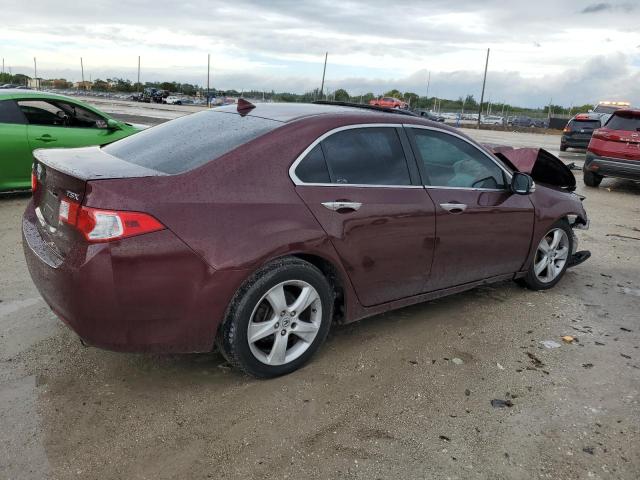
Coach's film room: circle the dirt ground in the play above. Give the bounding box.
[1,123,639,479]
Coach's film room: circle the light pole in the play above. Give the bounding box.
[80,57,85,90]
[320,52,328,99]
[33,57,38,89]
[477,48,490,129]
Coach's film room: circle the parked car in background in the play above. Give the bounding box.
[592,101,631,125]
[508,115,535,127]
[23,101,589,378]
[164,96,183,105]
[560,113,601,151]
[369,97,408,109]
[481,115,504,125]
[417,110,445,122]
[584,109,640,187]
[0,89,145,192]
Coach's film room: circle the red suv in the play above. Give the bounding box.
[369,97,408,109]
[584,109,640,187]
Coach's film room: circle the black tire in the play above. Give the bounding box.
[560,143,567,152]
[583,170,603,187]
[518,220,573,291]
[217,257,333,378]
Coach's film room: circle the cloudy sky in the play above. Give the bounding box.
[1,0,639,107]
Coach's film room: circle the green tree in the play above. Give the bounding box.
[334,89,350,102]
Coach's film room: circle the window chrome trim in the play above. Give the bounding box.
[402,123,514,186]
[288,123,423,188]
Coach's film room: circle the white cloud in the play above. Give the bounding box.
[1,0,639,106]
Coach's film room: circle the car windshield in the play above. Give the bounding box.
[593,105,620,114]
[605,113,640,131]
[103,111,281,174]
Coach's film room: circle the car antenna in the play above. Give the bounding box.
[237,98,256,116]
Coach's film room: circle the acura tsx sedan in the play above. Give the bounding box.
[23,101,589,377]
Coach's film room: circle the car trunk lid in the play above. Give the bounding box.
[32,146,166,256]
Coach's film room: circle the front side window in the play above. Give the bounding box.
[319,127,411,185]
[18,100,106,128]
[410,129,507,189]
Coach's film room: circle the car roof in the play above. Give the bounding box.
[612,109,640,116]
[0,88,77,102]
[213,101,425,123]
[571,113,601,121]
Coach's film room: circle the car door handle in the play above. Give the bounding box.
[440,203,467,213]
[35,135,57,143]
[321,201,363,212]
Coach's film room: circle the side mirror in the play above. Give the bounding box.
[510,172,535,195]
[106,119,122,130]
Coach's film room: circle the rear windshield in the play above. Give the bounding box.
[103,111,281,174]
[605,113,640,131]
[569,119,600,130]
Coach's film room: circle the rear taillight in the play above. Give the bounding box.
[31,172,38,192]
[591,129,609,140]
[59,199,164,242]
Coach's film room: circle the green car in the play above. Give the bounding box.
[0,89,145,192]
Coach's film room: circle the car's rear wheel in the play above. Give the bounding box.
[583,170,603,187]
[217,258,333,378]
[518,221,573,291]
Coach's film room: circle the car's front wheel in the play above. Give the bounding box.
[583,170,603,187]
[218,258,333,378]
[518,221,573,291]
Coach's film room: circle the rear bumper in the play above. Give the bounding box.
[22,202,250,353]
[561,135,590,148]
[585,152,640,180]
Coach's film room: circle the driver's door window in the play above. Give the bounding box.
[410,128,507,189]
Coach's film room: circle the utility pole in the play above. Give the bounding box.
[80,57,85,89]
[477,48,490,129]
[207,53,210,106]
[320,52,328,99]
[426,71,431,101]
[137,56,141,94]
[2,58,4,75]
[33,57,38,89]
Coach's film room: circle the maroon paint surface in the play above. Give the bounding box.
[23,105,588,353]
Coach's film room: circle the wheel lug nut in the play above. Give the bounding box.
[280,311,285,316]
[291,322,297,329]
[291,311,296,316]
[280,329,287,336]
[274,322,279,329]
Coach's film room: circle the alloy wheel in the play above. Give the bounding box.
[533,228,570,283]
[247,280,322,366]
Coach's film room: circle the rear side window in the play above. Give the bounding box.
[0,100,27,124]
[569,120,600,130]
[605,113,640,131]
[320,127,411,185]
[295,145,330,183]
[103,111,281,174]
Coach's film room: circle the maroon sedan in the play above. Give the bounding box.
[23,101,590,377]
